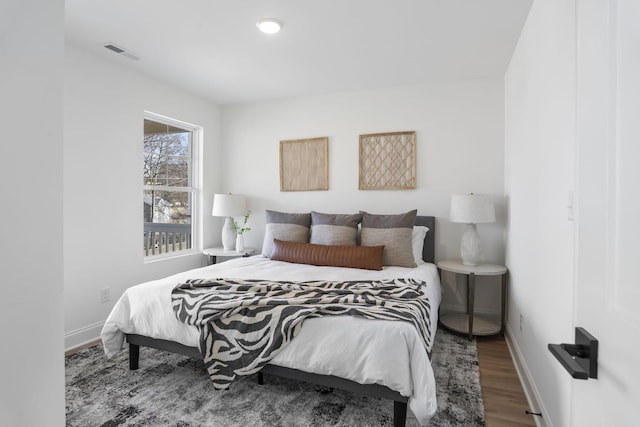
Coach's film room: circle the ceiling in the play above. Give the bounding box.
[65,0,533,106]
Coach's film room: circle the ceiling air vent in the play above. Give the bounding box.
[103,43,140,61]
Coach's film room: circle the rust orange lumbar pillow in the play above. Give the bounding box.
[270,239,384,271]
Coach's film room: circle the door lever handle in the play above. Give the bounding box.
[548,327,598,380]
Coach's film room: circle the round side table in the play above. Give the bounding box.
[437,260,508,339]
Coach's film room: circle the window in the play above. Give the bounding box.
[143,112,201,257]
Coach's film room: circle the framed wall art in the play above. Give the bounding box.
[279,137,329,191]
[359,131,416,190]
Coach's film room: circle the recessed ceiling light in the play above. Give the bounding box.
[256,18,283,34]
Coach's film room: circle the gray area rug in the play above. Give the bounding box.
[66,329,485,426]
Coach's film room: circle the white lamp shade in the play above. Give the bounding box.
[450,194,495,224]
[212,193,246,217]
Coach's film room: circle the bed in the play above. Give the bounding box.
[101,214,439,427]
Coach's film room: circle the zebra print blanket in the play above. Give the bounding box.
[171,277,433,389]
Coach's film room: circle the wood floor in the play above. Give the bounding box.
[477,335,538,427]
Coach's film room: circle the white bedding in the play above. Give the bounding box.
[101,255,441,425]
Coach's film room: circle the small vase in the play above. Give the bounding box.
[235,234,245,252]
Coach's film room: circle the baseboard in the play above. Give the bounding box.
[505,325,552,427]
[65,321,103,352]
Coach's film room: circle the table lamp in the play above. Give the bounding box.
[450,193,495,266]
[212,193,247,251]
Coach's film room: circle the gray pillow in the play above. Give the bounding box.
[262,210,311,257]
[310,211,363,246]
[360,209,417,268]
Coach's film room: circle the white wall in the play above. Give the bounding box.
[63,45,222,349]
[504,0,576,426]
[222,79,507,313]
[0,0,65,425]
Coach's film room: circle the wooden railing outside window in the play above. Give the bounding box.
[144,223,191,256]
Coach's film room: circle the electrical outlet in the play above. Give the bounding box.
[100,287,111,303]
[520,313,524,331]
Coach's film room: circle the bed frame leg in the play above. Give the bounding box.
[393,400,407,427]
[129,343,140,370]
[257,372,264,385]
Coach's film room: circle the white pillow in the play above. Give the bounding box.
[412,226,429,265]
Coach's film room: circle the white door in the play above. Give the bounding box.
[573,0,640,425]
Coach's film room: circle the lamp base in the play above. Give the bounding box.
[460,223,481,266]
[221,217,237,251]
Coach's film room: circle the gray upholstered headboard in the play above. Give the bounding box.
[415,216,435,264]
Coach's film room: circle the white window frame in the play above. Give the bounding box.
[143,111,203,261]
